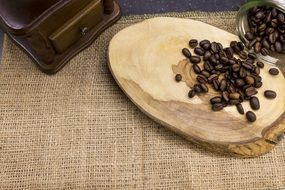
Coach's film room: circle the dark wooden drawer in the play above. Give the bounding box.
[49,0,103,53]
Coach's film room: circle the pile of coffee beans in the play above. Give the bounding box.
[176,38,278,123]
[246,6,285,55]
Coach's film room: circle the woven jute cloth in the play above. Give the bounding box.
[0,11,285,190]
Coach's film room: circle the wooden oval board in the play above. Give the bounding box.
[108,17,285,157]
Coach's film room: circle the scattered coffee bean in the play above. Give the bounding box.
[236,103,245,115]
[212,103,224,111]
[245,86,257,97]
[200,83,209,93]
[229,93,240,100]
[194,47,205,56]
[222,91,230,102]
[175,74,182,82]
[182,48,191,58]
[219,79,227,91]
[246,111,256,122]
[200,40,211,50]
[193,64,202,74]
[245,76,255,85]
[250,96,260,110]
[190,56,201,64]
[213,79,220,91]
[188,89,196,98]
[269,68,279,75]
[256,61,264,68]
[201,70,211,78]
[189,39,198,48]
[210,96,222,104]
[197,75,207,84]
[264,90,277,99]
[194,84,202,93]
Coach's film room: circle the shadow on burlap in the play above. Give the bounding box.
[0,11,284,190]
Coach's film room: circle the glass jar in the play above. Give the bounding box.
[236,0,285,64]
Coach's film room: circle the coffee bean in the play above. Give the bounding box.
[264,90,277,99]
[265,11,272,23]
[197,75,207,84]
[254,67,260,75]
[208,74,218,83]
[200,83,209,93]
[238,51,248,60]
[270,44,276,52]
[245,32,255,41]
[209,55,218,65]
[225,48,234,59]
[188,89,196,98]
[182,48,191,58]
[220,57,229,64]
[213,79,220,91]
[194,47,205,56]
[278,13,285,23]
[271,19,278,28]
[248,39,257,49]
[190,56,201,64]
[217,43,223,51]
[237,42,245,51]
[229,93,240,100]
[201,70,210,78]
[255,11,265,20]
[232,64,240,72]
[239,67,247,78]
[175,74,182,82]
[236,79,246,87]
[194,84,202,93]
[261,48,270,56]
[236,103,245,115]
[255,82,263,88]
[248,53,257,60]
[258,23,267,32]
[219,79,227,91]
[222,91,230,102]
[245,86,257,97]
[229,59,236,65]
[269,32,277,43]
[246,111,256,122]
[200,40,211,50]
[203,51,212,61]
[254,41,261,53]
[204,61,213,72]
[189,39,198,48]
[269,68,279,75]
[211,42,219,53]
[215,64,224,71]
[229,99,240,105]
[245,76,255,85]
[250,96,260,110]
[262,39,270,49]
[271,8,278,18]
[193,64,201,74]
[212,103,224,111]
[242,62,253,70]
[210,96,222,104]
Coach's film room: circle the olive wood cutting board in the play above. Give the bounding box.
[108,17,285,157]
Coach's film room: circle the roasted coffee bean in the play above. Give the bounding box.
[182,48,191,58]
[213,79,220,90]
[208,74,218,83]
[236,79,246,87]
[215,64,224,71]
[229,93,240,100]
[245,76,255,85]
[250,96,260,110]
[209,55,218,65]
[228,59,236,65]
[204,61,213,72]
[248,53,257,60]
[254,41,261,53]
[222,91,230,102]
[188,89,196,98]
[193,64,201,74]
[239,67,247,78]
[255,82,263,88]
[269,32,277,43]
[271,8,278,18]
[278,13,285,23]
[189,39,198,48]
[242,62,253,70]
[232,72,239,79]
[220,57,229,64]
[210,96,222,104]
[214,53,220,60]
[269,68,279,75]
[227,84,236,93]
[245,32,255,41]
[238,51,248,60]
[229,99,240,105]
[194,84,202,93]
[211,70,220,75]
[211,42,219,53]
[225,48,234,59]
[203,51,212,61]
[197,75,207,84]
[175,74,182,82]
[265,11,272,23]
[245,58,254,65]
[255,11,265,20]
[212,103,224,111]
[258,23,267,32]
[264,90,277,99]
[246,111,256,122]
[248,39,257,49]
[200,83,209,93]
[270,44,276,52]
[275,41,283,53]
[254,67,260,75]
[236,103,245,115]
[190,56,201,64]
[280,35,285,43]
[201,70,211,78]
[262,39,270,49]
[194,47,205,56]
[245,86,257,97]
[219,79,227,92]
[217,43,223,51]
[232,64,240,72]
[261,48,270,56]
[200,40,211,50]
[271,19,278,28]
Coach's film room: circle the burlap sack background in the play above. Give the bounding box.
[0,12,284,190]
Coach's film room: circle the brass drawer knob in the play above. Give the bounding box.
[80,27,88,36]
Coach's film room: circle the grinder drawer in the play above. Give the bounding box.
[49,0,103,53]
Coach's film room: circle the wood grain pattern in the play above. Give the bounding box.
[108,17,285,157]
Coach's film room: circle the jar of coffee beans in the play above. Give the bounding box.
[236,0,285,63]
